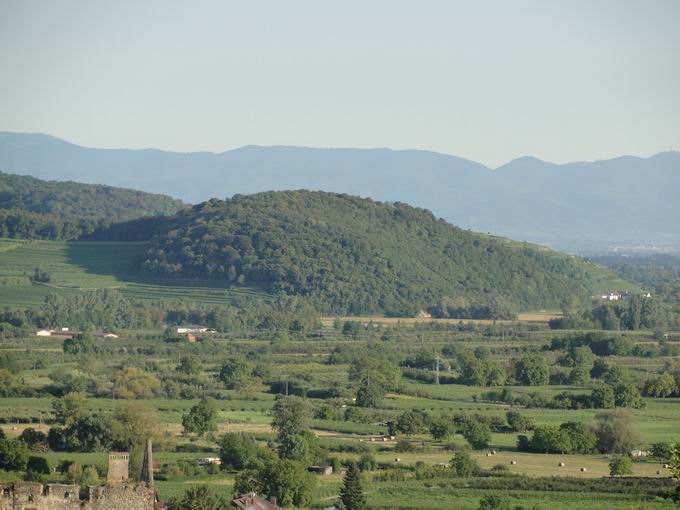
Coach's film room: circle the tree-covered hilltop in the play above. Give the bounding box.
[0,172,186,240]
[140,190,610,316]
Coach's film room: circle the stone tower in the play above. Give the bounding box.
[106,452,129,484]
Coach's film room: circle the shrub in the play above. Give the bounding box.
[609,455,633,477]
[451,451,480,477]
[462,420,491,450]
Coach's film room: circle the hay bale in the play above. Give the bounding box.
[580,467,587,472]
[558,462,565,467]
[510,460,517,465]
[395,458,401,463]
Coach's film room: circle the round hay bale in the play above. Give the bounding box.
[486,453,491,457]
[663,464,670,469]
[558,462,565,467]
[580,467,587,472]
[657,470,661,475]
[395,458,401,463]
[510,460,517,465]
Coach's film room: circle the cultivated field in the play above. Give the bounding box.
[0,239,270,307]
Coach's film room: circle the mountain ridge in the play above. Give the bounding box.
[1,132,678,252]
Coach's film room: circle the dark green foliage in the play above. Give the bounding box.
[525,422,596,454]
[177,356,200,376]
[590,383,615,409]
[514,354,549,386]
[0,171,184,240]
[429,416,455,440]
[609,455,633,476]
[650,442,674,461]
[643,373,678,397]
[62,331,99,355]
[340,462,367,510]
[455,347,507,386]
[234,458,315,508]
[18,428,47,450]
[355,379,383,408]
[218,357,252,389]
[26,456,50,474]
[505,411,534,432]
[450,451,480,477]
[47,414,112,452]
[550,293,675,331]
[182,397,218,436]
[529,425,571,454]
[140,191,608,315]
[348,356,401,392]
[613,382,642,408]
[48,289,134,330]
[167,485,227,510]
[272,395,311,440]
[342,321,362,337]
[277,430,321,466]
[31,267,50,283]
[594,410,639,453]
[219,433,258,470]
[478,494,513,510]
[560,422,597,454]
[0,437,29,471]
[461,420,491,449]
[357,453,377,472]
[394,409,430,436]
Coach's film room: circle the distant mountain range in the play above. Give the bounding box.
[0,132,678,252]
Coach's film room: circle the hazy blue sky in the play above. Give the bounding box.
[1,0,678,167]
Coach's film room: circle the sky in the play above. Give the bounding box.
[1,0,679,168]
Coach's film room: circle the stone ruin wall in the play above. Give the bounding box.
[0,482,154,510]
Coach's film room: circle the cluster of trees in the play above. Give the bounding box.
[518,410,638,454]
[550,332,656,358]
[2,290,320,337]
[447,346,508,386]
[643,362,680,398]
[550,294,677,331]
[139,191,603,316]
[387,409,538,450]
[481,378,642,411]
[0,171,184,240]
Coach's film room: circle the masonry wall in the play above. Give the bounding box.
[89,484,155,510]
[0,483,154,510]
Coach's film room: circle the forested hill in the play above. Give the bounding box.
[0,172,186,240]
[140,191,615,316]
